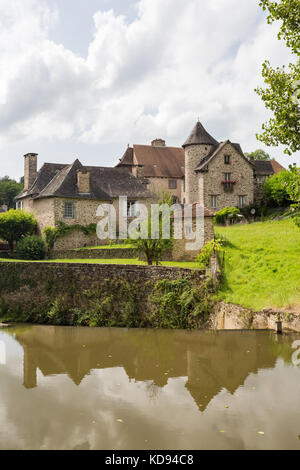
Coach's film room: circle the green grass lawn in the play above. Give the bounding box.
[78,244,134,250]
[216,219,300,312]
[0,257,200,269]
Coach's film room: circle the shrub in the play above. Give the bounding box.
[0,209,37,252]
[43,226,58,251]
[16,235,47,260]
[214,207,241,225]
[196,239,223,267]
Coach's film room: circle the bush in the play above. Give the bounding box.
[0,209,37,252]
[196,239,223,266]
[214,207,241,225]
[16,235,47,260]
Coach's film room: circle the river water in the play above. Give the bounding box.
[0,325,299,450]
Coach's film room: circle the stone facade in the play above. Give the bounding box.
[146,177,184,203]
[172,216,215,261]
[185,144,214,204]
[196,143,255,212]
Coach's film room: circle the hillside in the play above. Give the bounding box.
[216,219,300,312]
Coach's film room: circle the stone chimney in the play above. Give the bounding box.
[77,170,90,193]
[24,153,38,191]
[151,139,166,147]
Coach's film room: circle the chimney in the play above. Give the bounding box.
[77,170,90,193]
[151,139,166,147]
[24,153,38,191]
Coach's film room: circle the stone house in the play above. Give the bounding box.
[15,153,215,255]
[117,121,284,212]
[15,154,156,249]
[117,139,185,203]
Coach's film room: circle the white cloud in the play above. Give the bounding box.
[0,0,298,165]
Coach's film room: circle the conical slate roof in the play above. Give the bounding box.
[183,121,218,148]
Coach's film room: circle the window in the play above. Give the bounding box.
[127,201,138,218]
[224,155,231,164]
[224,173,231,181]
[210,195,217,209]
[238,196,246,208]
[257,175,267,183]
[168,179,177,189]
[16,201,23,210]
[64,202,74,219]
[172,196,179,204]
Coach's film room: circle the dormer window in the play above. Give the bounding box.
[224,155,231,164]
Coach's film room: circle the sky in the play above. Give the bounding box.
[0,0,299,181]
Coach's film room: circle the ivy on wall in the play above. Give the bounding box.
[43,221,97,250]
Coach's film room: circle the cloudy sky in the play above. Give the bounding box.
[0,0,299,180]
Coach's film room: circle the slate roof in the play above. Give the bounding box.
[16,159,154,201]
[117,144,185,178]
[183,121,219,148]
[253,159,285,175]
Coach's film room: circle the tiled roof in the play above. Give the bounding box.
[130,145,185,178]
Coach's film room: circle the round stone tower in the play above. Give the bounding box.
[183,122,218,204]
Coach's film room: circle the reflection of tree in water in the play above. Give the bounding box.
[145,380,162,402]
[3,326,297,412]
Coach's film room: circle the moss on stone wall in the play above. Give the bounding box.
[0,261,213,329]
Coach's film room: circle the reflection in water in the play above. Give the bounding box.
[0,325,300,450]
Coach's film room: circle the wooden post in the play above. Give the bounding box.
[276,321,282,334]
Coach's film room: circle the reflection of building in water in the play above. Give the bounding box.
[15,326,280,410]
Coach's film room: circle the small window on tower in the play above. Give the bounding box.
[210,195,217,209]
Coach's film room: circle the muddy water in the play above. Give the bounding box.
[0,325,300,450]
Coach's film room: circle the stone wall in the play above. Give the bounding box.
[211,302,300,332]
[0,261,207,321]
[254,180,264,205]
[172,216,215,261]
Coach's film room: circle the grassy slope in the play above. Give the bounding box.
[216,219,300,312]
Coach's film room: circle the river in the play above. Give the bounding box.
[0,325,299,450]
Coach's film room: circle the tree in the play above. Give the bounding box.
[285,164,300,205]
[130,194,174,266]
[263,170,292,206]
[0,209,37,252]
[244,149,272,160]
[0,176,23,209]
[255,0,300,155]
